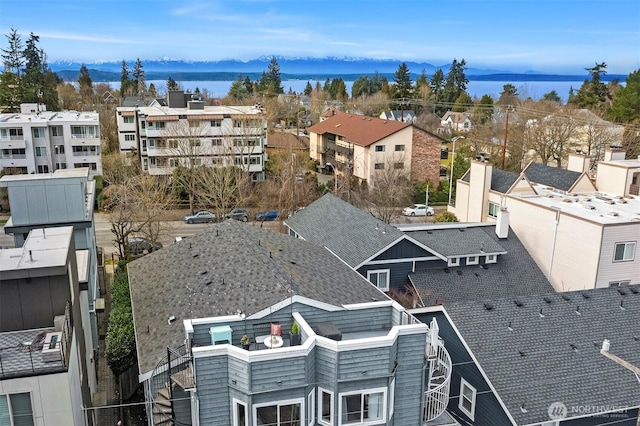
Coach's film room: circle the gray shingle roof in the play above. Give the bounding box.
[524,162,582,191]
[461,168,520,193]
[445,285,640,424]
[408,226,507,258]
[127,220,386,373]
[285,194,404,268]
[408,225,555,305]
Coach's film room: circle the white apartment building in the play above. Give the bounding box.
[0,103,102,176]
[450,149,640,292]
[116,91,267,181]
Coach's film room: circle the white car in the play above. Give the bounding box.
[402,204,434,217]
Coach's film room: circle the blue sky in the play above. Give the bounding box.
[1,0,639,74]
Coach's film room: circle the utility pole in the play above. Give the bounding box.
[501,106,511,170]
[600,339,640,426]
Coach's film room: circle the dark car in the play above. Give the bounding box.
[225,208,249,222]
[127,237,163,256]
[255,210,279,221]
[184,210,216,224]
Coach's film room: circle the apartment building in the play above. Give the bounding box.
[0,227,94,426]
[116,91,267,181]
[308,111,443,186]
[450,149,640,292]
[0,169,100,392]
[0,103,101,176]
[127,219,455,425]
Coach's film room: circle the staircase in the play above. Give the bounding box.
[153,386,173,426]
[150,345,194,426]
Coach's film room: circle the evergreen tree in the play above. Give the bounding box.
[258,57,283,95]
[452,92,473,112]
[351,75,371,99]
[392,62,413,101]
[497,83,519,105]
[304,81,313,96]
[1,27,24,74]
[442,59,468,110]
[242,76,254,95]
[120,60,133,97]
[473,94,494,124]
[132,58,145,95]
[148,83,157,97]
[78,64,93,101]
[371,71,385,93]
[228,75,250,100]
[607,69,640,123]
[542,90,562,103]
[166,76,179,91]
[429,68,445,114]
[570,62,610,111]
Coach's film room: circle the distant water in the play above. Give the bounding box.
[110,80,588,103]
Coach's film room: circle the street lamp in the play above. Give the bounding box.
[448,136,465,206]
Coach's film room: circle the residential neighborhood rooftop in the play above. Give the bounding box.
[307,111,409,147]
[443,284,640,424]
[284,193,405,268]
[404,224,555,306]
[127,219,388,373]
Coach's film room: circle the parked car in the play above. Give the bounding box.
[225,208,249,222]
[127,237,163,255]
[402,204,434,216]
[255,210,279,221]
[184,210,216,224]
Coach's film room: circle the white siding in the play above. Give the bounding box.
[596,224,640,288]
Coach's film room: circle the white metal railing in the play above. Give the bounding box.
[423,318,452,423]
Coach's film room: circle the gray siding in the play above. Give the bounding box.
[195,356,231,425]
[338,347,391,381]
[359,262,413,291]
[372,239,432,261]
[392,333,427,426]
[250,357,307,393]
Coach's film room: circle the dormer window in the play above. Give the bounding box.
[485,254,497,264]
[467,256,478,265]
[448,257,459,267]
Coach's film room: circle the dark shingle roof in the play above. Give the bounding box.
[445,285,640,424]
[128,220,386,373]
[408,225,554,305]
[408,226,507,258]
[461,168,520,193]
[524,162,582,191]
[284,194,404,268]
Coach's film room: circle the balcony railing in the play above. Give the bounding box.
[0,302,72,379]
[149,345,194,426]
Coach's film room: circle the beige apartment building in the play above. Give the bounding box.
[450,149,640,292]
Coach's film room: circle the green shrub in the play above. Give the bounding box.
[105,264,137,376]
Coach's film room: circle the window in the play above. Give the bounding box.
[339,388,386,424]
[71,125,97,138]
[0,392,34,426]
[51,126,62,137]
[488,202,500,219]
[233,119,244,128]
[189,120,200,128]
[374,163,385,170]
[35,146,47,157]
[123,116,134,124]
[394,145,405,152]
[448,257,459,267]
[375,145,385,152]
[609,280,631,287]
[156,121,166,129]
[124,134,136,142]
[211,119,222,127]
[32,128,46,138]
[37,165,49,173]
[440,148,449,160]
[168,140,178,149]
[318,388,333,425]
[308,390,315,426]
[467,256,478,265]
[458,378,476,420]
[54,145,65,155]
[393,162,404,169]
[233,399,248,426]
[190,139,201,147]
[233,138,246,146]
[614,242,636,262]
[367,269,390,291]
[212,138,223,146]
[485,254,497,264]
[55,162,67,170]
[254,399,302,426]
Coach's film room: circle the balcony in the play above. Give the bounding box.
[0,304,72,379]
[0,139,27,149]
[322,140,353,157]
